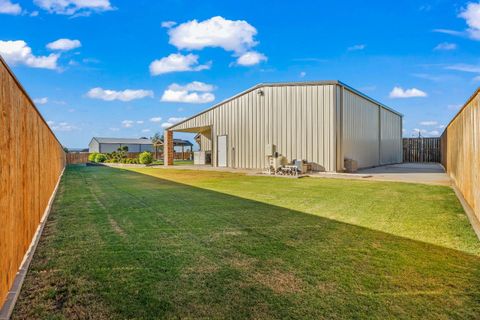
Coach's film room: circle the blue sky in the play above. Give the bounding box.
[1,0,480,148]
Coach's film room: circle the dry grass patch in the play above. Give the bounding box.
[107,215,126,237]
[252,269,304,294]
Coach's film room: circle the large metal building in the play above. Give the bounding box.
[166,81,403,172]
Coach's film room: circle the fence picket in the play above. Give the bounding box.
[402,138,441,163]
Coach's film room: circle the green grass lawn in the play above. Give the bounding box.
[12,165,480,319]
[152,159,194,165]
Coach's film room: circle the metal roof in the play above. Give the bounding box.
[91,137,193,146]
[169,80,403,131]
[93,137,153,144]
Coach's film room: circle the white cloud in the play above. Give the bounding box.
[149,53,210,76]
[109,127,119,131]
[47,38,81,51]
[0,40,59,69]
[434,42,457,51]
[347,44,366,51]
[47,120,55,126]
[236,51,267,66]
[168,81,215,92]
[167,16,267,65]
[149,117,162,122]
[161,117,187,129]
[412,128,427,135]
[446,64,480,73]
[121,120,134,128]
[432,29,464,36]
[34,97,48,105]
[474,75,480,82]
[161,81,215,104]
[168,16,258,53]
[86,87,154,101]
[299,71,306,78]
[161,90,215,104]
[141,129,151,133]
[0,0,21,15]
[459,2,480,40]
[168,117,186,123]
[51,121,76,131]
[161,20,176,28]
[136,120,144,124]
[389,86,427,98]
[33,0,114,16]
[420,121,438,126]
[412,128,440,137]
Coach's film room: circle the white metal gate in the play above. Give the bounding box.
[217,135,227,167]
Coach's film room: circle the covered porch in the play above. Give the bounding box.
[164,125,212,166]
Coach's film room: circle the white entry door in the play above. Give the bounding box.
[217,135,227,167]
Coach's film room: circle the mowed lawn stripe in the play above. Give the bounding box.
[12,165,480,319]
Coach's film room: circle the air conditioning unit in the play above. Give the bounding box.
[194,151,206,165]
[265,144,276,156]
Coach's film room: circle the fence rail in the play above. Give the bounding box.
[402,138,441,163]
[441,89,480,222]
[0,58,66,308]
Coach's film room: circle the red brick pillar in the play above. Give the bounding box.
[164,130,174,166]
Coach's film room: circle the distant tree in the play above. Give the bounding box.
[63,146,69,153]
[151,132,163,160]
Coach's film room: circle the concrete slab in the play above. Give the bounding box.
[355,163,450,186]
[126,163,450,186]
[310,163,451,186]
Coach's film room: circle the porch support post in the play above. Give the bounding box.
[164,130,174,166]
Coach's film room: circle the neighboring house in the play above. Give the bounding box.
[166,81,403,171]
[88,137,193,154]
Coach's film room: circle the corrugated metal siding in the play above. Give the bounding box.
[89,140,99,153]
[100,143,121,153]
[342,89,402,168]
[199,131,212,151]
[172,84,337,171]
[380,108,402,164]
[172,83,401,171]
[342,89,380,168]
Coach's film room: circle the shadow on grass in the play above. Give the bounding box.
[12,165,480,320]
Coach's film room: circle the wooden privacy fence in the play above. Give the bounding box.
[66,152,89,164]
[403,138,441,162]
[441,89,480,222]
[0,57,66,308]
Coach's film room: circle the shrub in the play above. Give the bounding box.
[130,158,139,164]
[95,153,107,163]
[138,151,153,164]
[88,152,98,162]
